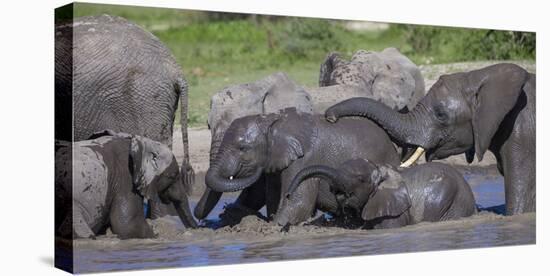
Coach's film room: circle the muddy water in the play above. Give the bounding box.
[72,166,535,273]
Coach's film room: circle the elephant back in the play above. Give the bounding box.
[208,72,314,155]
[317,48,425,111]
[55,14,184,146]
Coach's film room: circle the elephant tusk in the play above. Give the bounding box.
[400,147,425,168]
[229,176,234,180]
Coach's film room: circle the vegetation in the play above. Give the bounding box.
[73,3,535,127]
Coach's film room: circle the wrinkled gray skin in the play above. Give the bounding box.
[194,73,313,222]
[55,15,194,218]
[205,108,400,226]
[288,160,476,229]
[326,63,536,215]
[55,131,197,239]
[320,48,425,111]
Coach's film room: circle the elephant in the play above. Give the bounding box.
[205,108,400,226]
[319,48,425,111]
[55,130,197,239]
[194,72,313,222]
[55,14,194,218]
[287,159,477,229]
[325,63,536,215]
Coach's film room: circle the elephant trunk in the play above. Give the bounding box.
[193,187,222,219]
[193,134,225,220]
[325,97,429,147]
[173,197,198,229]
[286,165,345,198]
[205,161,263,193]
[325,97,431,166]
[166,172,198,229]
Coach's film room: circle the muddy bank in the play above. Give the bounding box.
[74,211,533,247]
[72,210,535,273]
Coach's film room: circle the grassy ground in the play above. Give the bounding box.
[73,3,535,127]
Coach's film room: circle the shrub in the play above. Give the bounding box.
[398,24,535,62]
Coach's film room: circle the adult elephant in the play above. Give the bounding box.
[319,48,425,111]
[325,63,535,215]
[205,108,400,226]
[194,72,313,222]
[55,15,193,218]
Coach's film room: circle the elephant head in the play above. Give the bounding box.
[129,134,198,228]
[325,63,529,166]
[205,109,313,193]
[193,73,313,220]
[286,158,411,221]
[90,130,198,228]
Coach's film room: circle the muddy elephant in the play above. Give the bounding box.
[205,108,400,226]
[55,14,194,218]
[319,48,425,111]
[194,73,313,222]
[326,63,535,215]
[55,130,197,239]
[288,160,476,229]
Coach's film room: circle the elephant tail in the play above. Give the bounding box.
[177,76,195,195]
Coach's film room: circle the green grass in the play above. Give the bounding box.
[72,3,535,127]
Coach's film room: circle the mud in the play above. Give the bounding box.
[70,165,535,273]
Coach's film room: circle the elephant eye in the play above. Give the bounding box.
[151,153,158,167]
[239,144,252,152]
[434,107,449,122]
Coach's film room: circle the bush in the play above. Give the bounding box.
[398,24,535,62]
[274,18,343,61]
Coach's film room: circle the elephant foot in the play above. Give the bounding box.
[219,203,267,227]
[280,223,291,233]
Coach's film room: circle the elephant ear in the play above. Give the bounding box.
[319,52,343,87]
[361,175,411,221]
[265,109,312,172]
[470,65,528,161]
[129,136,144,190]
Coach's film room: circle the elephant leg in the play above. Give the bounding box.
[265,173,281,220]
[501,143,536,215]
[194,188,223,220]
[274,171,319,226]
[149,196,177,219]
[110,193,155,239]
[220,176,267,225]
[60,205,95,239]
[315,180,338,214]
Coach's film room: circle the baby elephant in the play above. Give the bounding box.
[55,130,197,239]
[287,160,476,229]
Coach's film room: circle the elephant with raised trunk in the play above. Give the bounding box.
[325,63,535,215]
[55,131,197,240]
[287,160,476,229]
[205,108,400,226]
[55,14,194,218]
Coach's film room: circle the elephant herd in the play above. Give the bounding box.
[55,15,536,240]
